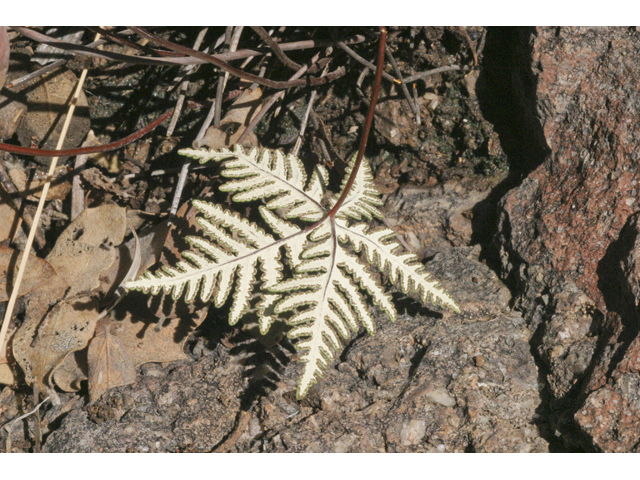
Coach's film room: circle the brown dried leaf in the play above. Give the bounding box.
[87,318,137,403]
[0,246,56,302]
[16,68,91,163]
[12,204,126,392]
[6,162,71,201]
[46,203,126,292]
[22,294,101,394]
[51,350,86,392]
[113,313,192,367]
[52,309,192,397]
[196,123,258,151]
[42,217,206,399]
[220,87,263,126]
[0,321,17,385]
[0,27,8,91]
[193,87,262,150]
[0,203,19,243]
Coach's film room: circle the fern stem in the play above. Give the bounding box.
[328,27,387,219]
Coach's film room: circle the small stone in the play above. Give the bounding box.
[426,387,456,407]
[400,419,427,446]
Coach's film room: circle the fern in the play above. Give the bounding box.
[126,145,459,398]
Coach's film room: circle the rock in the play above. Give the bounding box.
[383,182,492,258]
[497,27,640,312]
[41,245,548,453]
[536,279,601,399]
[428,247,512,321]
[575,383,640,453]
[572,213,640,451]
[489,27,640,451]
[43,357,245,452]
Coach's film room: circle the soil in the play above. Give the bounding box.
[1,26,638,453]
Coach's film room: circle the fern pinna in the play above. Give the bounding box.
[126,145,459,398]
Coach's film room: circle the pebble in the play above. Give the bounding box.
[426,387,456,407]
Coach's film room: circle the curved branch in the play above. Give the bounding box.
[250,26,302,71]
[12,26,365,67]
[129,27,345,89]
[0,105,180,157]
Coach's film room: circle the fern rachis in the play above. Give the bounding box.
[126,145,459,398]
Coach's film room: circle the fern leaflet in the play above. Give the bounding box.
[126,146,459,398]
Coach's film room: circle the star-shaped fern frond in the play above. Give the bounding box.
[126,146,459,398]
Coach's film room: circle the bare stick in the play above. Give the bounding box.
[85,26,179,58]
[13,27,365,68]
[236,53,320,145]
[476,29,487,60]
[194,28,259,144]
[70,151,89,221]
[291,89,318,157]
[3,396,50,453]
[385,49,419,122]
[167,27,209,137]
[214,27,243,128]
[402,65,461,84]
[169,28,242,223]
[410,67,421,126]
[122,162,219,180]
[250,26,302,71]
[292,64,329,156]
[459,26,478,66]
[0,54,90,360]
[337,40,397,84]
[194,100,217,146]
[214,27,234,128]
[130,26,345,90]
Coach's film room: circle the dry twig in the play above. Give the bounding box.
[336,40,398,85]
[292,64,329,156]
[250,26,302,71]
[236,52,321,145]
[402,65,462,84]
[214,27,243,128]
[129,26,345,90]
[0,51,90,358]
[385,48,419,123]
[12,27,365,67]
[459,26,479,66]
[167,27,209,137]
[2,396,50,453]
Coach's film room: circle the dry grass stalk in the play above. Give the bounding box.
[0,43,94,361]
